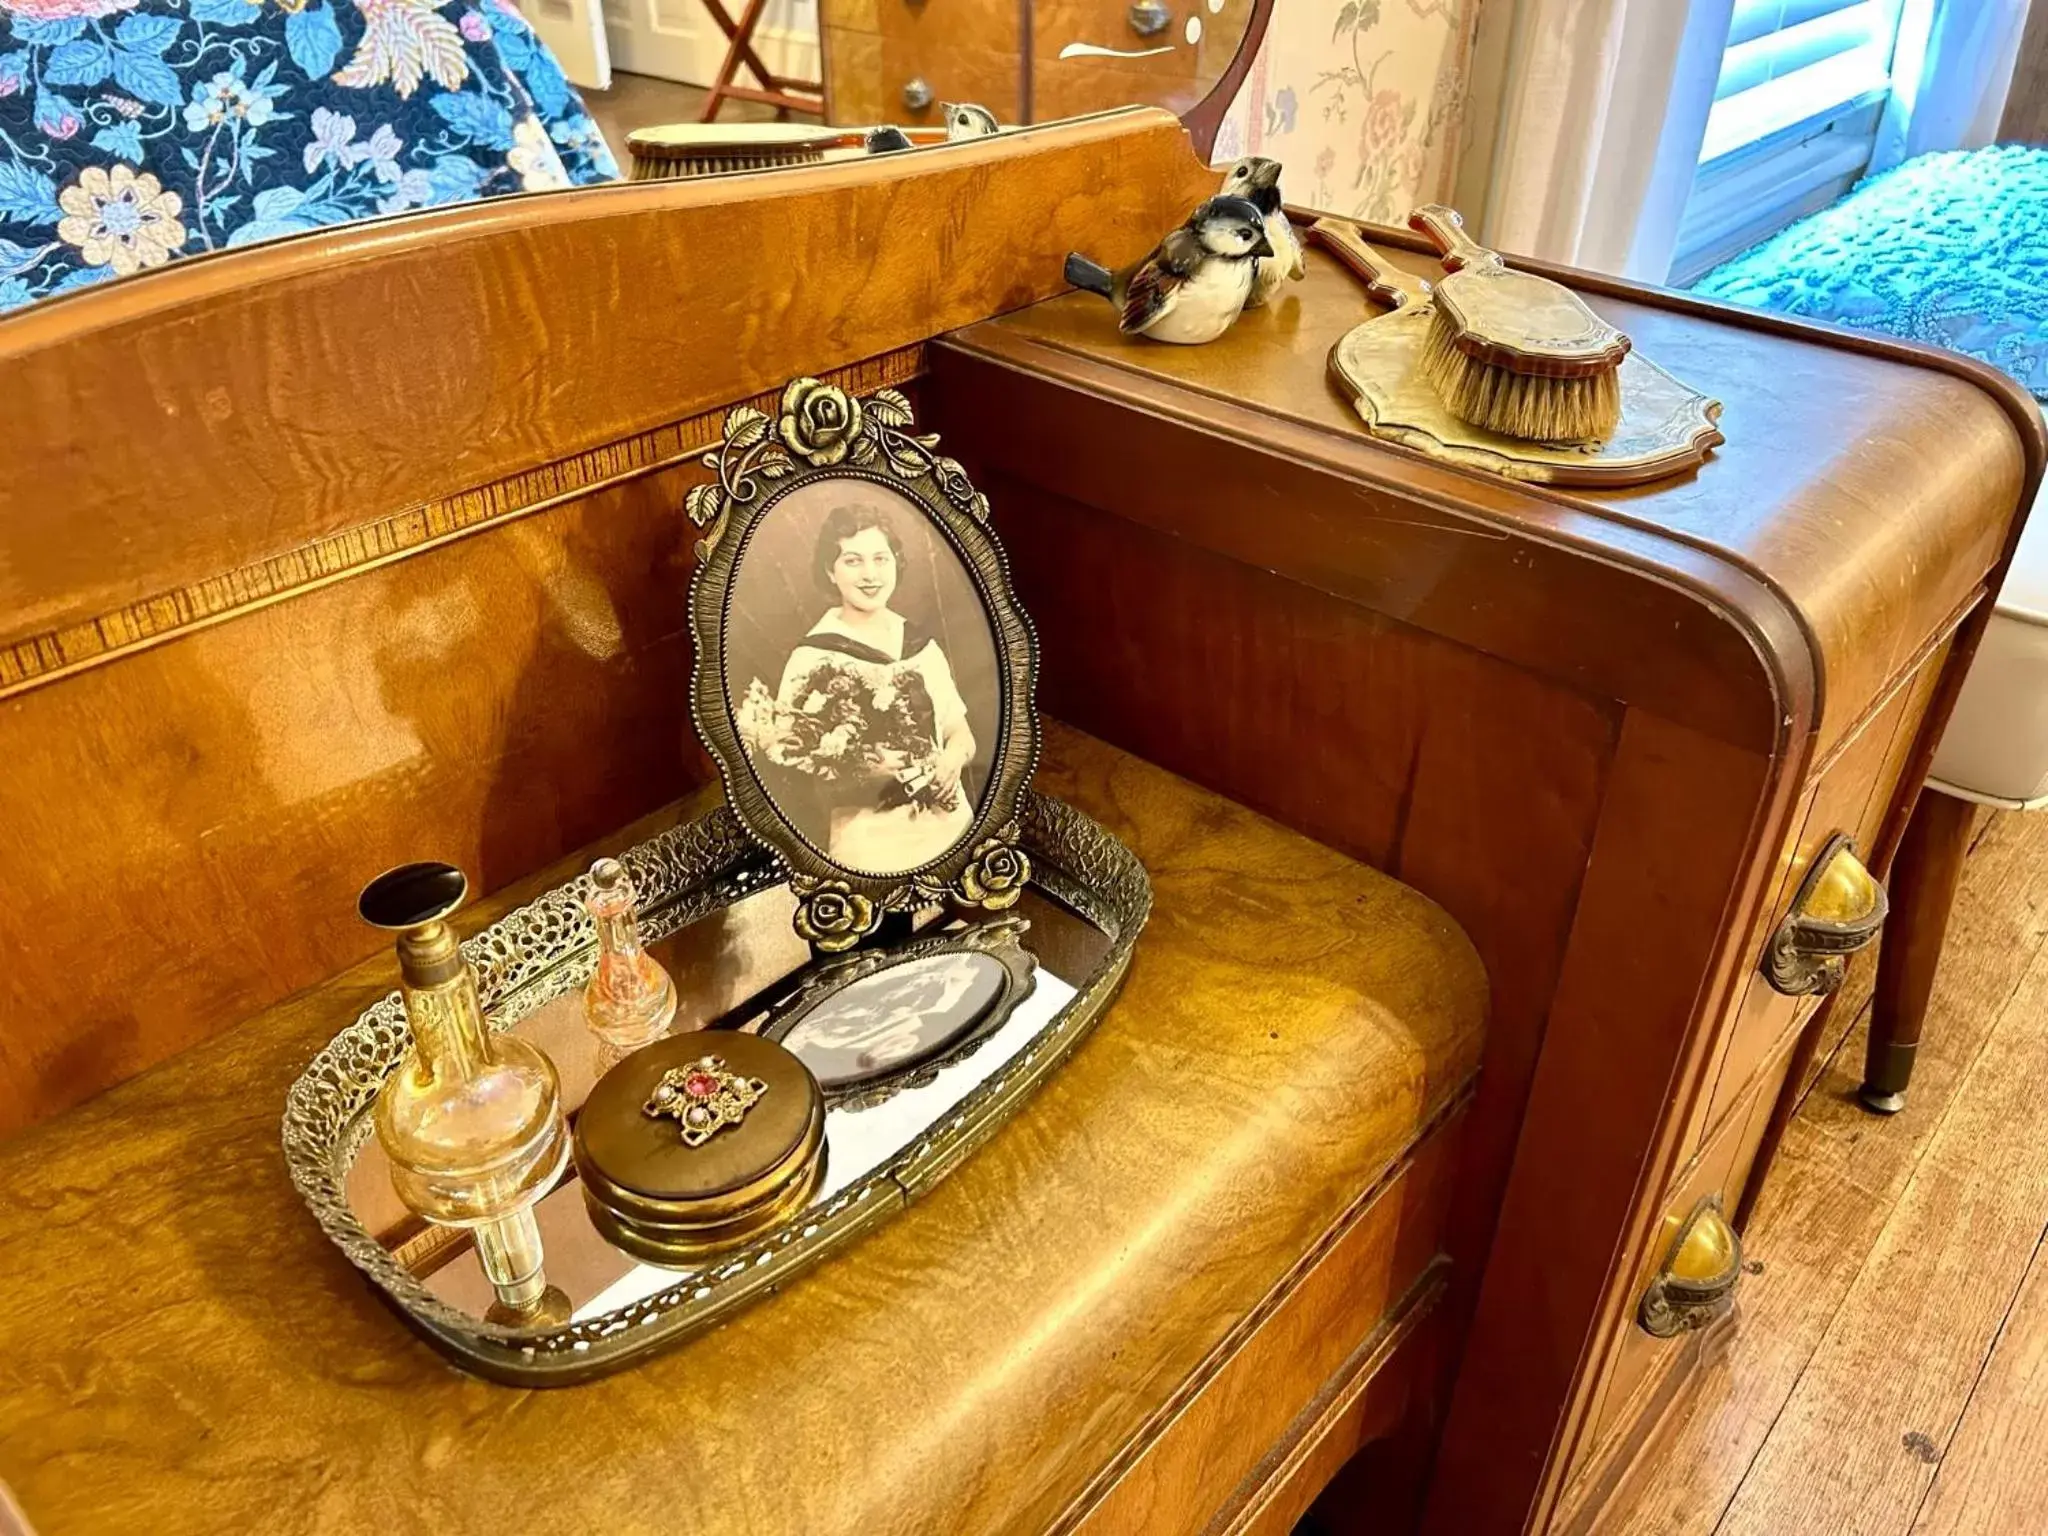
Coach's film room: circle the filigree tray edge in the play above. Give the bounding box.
[281,790,1149,1386]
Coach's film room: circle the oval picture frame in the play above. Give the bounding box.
[686,379,1041,952]
[759,916,1039,1109]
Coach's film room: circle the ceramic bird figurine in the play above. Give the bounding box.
[1064,195,1276,345]
[943,102,1001,140]
[863,125,916,154]
[1220,156,1304,308]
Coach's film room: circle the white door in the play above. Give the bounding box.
[529,0,613,90]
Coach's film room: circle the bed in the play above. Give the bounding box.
[1692,143,2048,404]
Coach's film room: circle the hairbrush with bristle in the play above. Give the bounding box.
[624,123,949,180]
[1407,204,1630,443]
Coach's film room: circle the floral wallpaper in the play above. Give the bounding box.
[0,0,615,310]
[1211,0,1483,222]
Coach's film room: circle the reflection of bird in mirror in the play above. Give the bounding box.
[1064,195,1274,344]
[943,102,1000,140]
[863,125,917,155]
[1220,156,1304,309]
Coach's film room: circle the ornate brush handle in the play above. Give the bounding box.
[1308,218,1433,310]
[1409,204,1504,274]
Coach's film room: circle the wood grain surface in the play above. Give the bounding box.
[0,110,1217,651]
[945,240,2030,765]
[0,462,714,1134]
[0,112,1224,1134]
[933,226,2039,1535]
[0,725,1486,1536]
[1029,0,1252,123]
[1714,915,2048,1534]
[1910,1227,2048,1535]
[2001,0,2048,144]
[820,0,1025,127]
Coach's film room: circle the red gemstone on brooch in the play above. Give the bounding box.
[684,1072,719,1099]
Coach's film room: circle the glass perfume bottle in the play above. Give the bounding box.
[581,858,678,1048]
[360,863,569,1317]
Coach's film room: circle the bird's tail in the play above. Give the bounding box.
[1065,252,1114,300]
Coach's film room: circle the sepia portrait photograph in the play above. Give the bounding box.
[722,479,1002,877]
[771,950,1018,1088]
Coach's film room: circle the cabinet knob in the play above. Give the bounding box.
[1764,832,1887,996]
[901,76,934,111]
[1128,0,1171,35]
[1638,1198,1743,1338]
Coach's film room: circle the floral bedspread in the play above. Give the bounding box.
[1692,144,2048,402]
[0,0,616,310]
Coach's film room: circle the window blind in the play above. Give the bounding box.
[1700,0,1903,163]
[1671,0,1907,285]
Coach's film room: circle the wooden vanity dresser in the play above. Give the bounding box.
[0,111,2037,1534]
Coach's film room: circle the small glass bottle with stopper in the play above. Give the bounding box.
[581,857,677,1049]
[360,863,569,1319]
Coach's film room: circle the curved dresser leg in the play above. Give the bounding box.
[1862,788,1977,1114]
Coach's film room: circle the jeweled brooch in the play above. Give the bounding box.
[643,1054,768,1148]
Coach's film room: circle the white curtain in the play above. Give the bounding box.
[1872,0,2029,174]
[1476,0,1730,280]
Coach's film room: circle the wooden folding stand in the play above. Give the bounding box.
[697,0,824,121]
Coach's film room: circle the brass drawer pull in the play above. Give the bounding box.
[902,76,933,111]
[1638,1197,1742,1338]
[1128,1,1171,35]
[1764,832,1886,996]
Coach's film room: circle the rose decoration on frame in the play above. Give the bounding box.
[778,379,867,466]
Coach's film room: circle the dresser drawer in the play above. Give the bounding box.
[1030,0,1249,121]
[1694,634,1956,1151]
[820,0,1024,125]
[1583,1060,1781,1468]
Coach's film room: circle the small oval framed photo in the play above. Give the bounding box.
[686,380,1040,949]
[761,918,1039,1107]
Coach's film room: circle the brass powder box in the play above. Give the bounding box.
[573,1032,825,1266]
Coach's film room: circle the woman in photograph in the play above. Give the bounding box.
[770,502,977,872]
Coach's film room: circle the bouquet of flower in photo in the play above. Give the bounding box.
[737,660,961,814]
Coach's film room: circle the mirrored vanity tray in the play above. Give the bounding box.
[283,791,1148,1385]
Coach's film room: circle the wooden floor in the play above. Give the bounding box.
[1596,804,2048,1536]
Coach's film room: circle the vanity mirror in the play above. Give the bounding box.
[816,0,1272,156]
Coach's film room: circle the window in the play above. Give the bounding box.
[1671,0,1909,285]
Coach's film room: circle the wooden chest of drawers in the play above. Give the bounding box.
[930,230,2041,1532]
[0,113,2037,1532]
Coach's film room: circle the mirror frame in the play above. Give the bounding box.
[1182,0,1276,160]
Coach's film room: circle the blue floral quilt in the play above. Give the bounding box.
[1692,144,2048,402]
[0,0,616,310]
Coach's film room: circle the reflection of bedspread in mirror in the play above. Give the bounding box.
[0,0,617,312]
